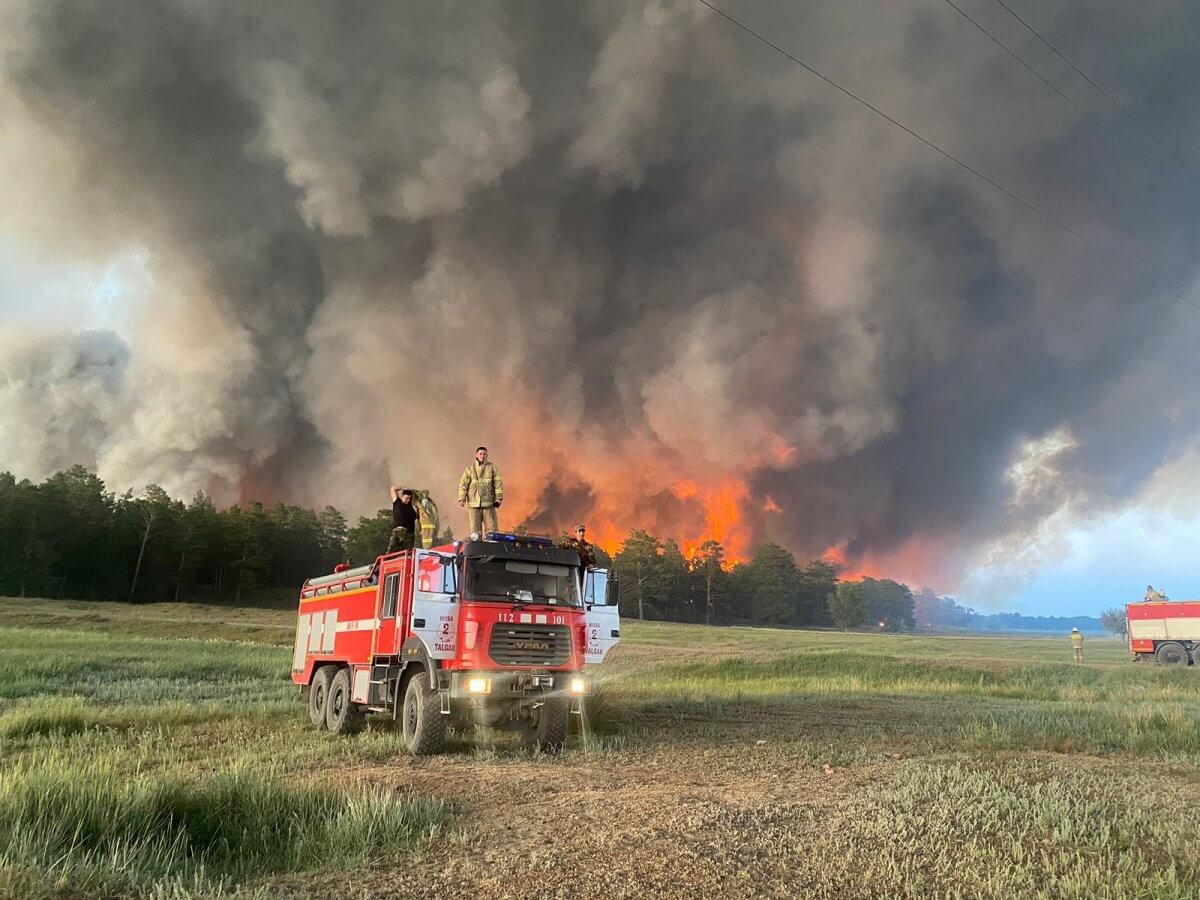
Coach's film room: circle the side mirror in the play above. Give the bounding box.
[605,578,620,607]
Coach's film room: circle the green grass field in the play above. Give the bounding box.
[1,597,1197,898]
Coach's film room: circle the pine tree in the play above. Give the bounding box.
[612,530,664,621]
[692,540,726,625]
[741,543,801,626]
[828,581,868,631]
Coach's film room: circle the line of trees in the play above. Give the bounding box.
[609,530,916,630]
[0,466,918,630]
[914,587,1104,633]
[0,466,410,604]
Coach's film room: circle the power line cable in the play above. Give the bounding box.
[939,0,1165,177]
[988,0,1200,179]
[694,0,1200,313]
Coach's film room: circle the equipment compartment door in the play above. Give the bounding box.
[412,550,459,659]
[583,568,620,663]
[292,614,311,673]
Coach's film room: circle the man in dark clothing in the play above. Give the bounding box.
[387,486,422,553]
[559,524,597,570]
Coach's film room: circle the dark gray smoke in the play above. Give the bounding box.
[1,0,1198,591]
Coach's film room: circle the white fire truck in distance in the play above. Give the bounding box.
[291,531,620,754]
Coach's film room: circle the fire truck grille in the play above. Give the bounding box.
[488,624,571,666]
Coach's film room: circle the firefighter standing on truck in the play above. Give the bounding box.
[459,446,503,536]
[1070,626,1084,663]
[387,486,422,553]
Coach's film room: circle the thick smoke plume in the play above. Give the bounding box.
[2,0,1199,592]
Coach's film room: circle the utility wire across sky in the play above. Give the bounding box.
[695,0,1200,313]
[988,0,1200,180]
[940,0,1167,177]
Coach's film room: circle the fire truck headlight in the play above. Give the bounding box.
[466,677,491,695]
[568,677,589,695]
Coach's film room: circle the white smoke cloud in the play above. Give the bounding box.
[247,61,371,237]
[0,330,128,479]
[570,0,708,186]
[392,67,533,220]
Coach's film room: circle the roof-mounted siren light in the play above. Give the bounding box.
[485,531,555,548]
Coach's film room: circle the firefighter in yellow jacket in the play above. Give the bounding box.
[459,446,504,537]
[1070,626,1084,663]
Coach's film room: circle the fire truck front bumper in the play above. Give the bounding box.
[448,671,593,699]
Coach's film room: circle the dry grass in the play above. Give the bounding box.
[1,596,1197,897]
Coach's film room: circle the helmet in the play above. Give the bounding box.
[1071,627,1080,632]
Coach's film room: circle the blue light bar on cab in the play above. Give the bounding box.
[484,531,555,548]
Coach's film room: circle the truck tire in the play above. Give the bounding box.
[529,697,570,752]
[308,666,334,728]
[1155,642,1189,667]
[326,667,366,735]
[401,670,445,756]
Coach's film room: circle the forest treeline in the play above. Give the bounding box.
[608,534,915,629]
[1,465,936,629]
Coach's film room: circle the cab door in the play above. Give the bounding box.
[583,568,620,663]
[374,554,411,656]
[411,550,459,659]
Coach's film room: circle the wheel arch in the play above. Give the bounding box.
[398,637,436,692]
[303,659,348,689]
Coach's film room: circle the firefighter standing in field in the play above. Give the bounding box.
[459,446,503,536]
[1070,626,1084,663]
[386,486,422,553]
[559,524,597,570]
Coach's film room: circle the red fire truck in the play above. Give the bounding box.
[1126,599,1200,666]
[291,531,620,753]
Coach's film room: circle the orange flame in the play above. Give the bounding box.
[821,538,946,586]
[675,478,751,564]
[495,421,776,570]
[769,439,797,467]
[582,478,752,568]
[591,519,625,557]
[820,542,882,581]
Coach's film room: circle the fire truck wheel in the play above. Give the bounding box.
[528,697,570,752]
[308,666,334,728]
[1156,642,1189,667]
[401,670,445,756]
[326,667,366,735]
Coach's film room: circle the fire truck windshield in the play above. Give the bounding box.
[466,558,581,608]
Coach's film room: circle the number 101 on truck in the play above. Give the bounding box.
[291,531,620,754]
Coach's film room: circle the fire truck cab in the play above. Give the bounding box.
[291,531,620,754]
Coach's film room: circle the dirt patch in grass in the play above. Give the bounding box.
[279,746,1200,899]
[270,668,1200,898]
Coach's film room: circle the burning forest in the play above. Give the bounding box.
[2,0,1199,599]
